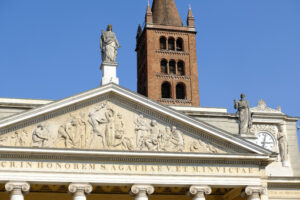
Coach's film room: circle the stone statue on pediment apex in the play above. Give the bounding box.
[100,24,120,64]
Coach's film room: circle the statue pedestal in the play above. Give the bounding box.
[100,62,119,85]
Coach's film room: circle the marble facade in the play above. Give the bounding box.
[0,84,298,200]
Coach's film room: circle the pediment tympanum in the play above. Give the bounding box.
[0,84,268,155]
[0,100,229,153]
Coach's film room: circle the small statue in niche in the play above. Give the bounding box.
[32,124,49,147]
[234,93,252,135]
[278,123,289,167]
[100,24,120,63]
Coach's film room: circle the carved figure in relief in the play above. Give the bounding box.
[100,24,120,63]
[57,114,87,149]
[0,129,30,147]
[144,120,160,151]
[159,127,172,151]
[32,124,49,147]
[10,131,22,146]
[113,113,134,150]
[0,136,8,146]
[189,140,220,153]
[134,115,149,150]
[14,130,30,147]
[234,93,252,135]
[190,141,200,152]
[104,106,115,147]
[88,103,108,148]
[278,123,289,167]
[134,115,185,152]
[170,126,184,151]
[88,103,132,150]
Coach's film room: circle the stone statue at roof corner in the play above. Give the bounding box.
[234,93,252,135]
[100,24,121,64]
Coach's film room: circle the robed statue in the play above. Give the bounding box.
[234,93,252,135]
[100,24,120,63]
[278,123,289,167]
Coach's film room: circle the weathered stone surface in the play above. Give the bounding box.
[0,100,229,153]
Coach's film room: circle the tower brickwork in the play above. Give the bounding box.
[136,0,200,106]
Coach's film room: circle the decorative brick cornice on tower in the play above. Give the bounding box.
[152,0,183,27]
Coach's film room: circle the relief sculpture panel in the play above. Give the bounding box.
[0,101,226,153]
[88,102,133,150]
[56,113,88,149]
[134,115,184,152]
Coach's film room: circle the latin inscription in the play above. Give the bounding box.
[269,190,300,198]
[0,161,259,176]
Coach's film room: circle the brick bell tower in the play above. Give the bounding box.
[136,0,200,106]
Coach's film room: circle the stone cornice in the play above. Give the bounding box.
[0,147,273,165]
[268,177,300,185]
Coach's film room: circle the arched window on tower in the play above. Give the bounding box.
[176,83,186,99]
[176,38,183,51]
[161,82,171,98]
[177,60,185,75]
[161,59,168,74]
[160,36,167,50]
[168,37,175,51]
[169,60,176,74]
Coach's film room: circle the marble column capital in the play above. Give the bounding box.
[189,185,212,196]
[242,186,266,200]
[245,186,266,196]
[5,182,30,195]
[68,183,93,197]
[131,185,155,197]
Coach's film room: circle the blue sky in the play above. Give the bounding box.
[0,0,299,143]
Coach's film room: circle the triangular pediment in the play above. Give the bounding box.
[0,84,272,155]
